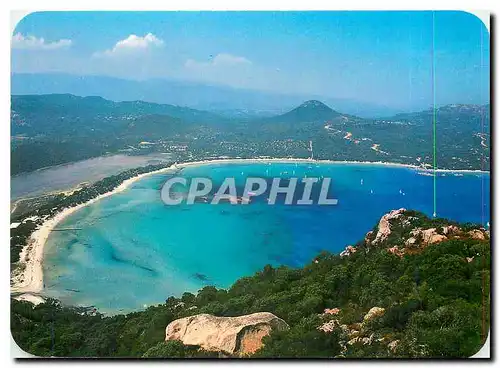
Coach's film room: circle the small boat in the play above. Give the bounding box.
[360,179,364,185]
[417,171,433,177]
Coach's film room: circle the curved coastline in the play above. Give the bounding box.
[10,157,490,297]
[10,164,177,295]
[176,157,490,174]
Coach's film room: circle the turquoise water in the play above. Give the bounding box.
[42,162,490,314]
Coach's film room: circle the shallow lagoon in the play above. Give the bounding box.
[42,162,490,313]
[11,153,171,201]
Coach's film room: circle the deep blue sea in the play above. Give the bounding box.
[42,162,490,314]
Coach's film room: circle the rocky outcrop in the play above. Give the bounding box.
[315,209,490,357]
[387,245,404,258]
[408,228,447,245]
[370,208,406,245]
[343,209,490,260]
[340,245,357,258]
[404,226,488,251]
[363,307,385,322]
[442,225,460,235]
[388,339,400,353]
[323,308,341,315]
[468,229,486,240]
[165,312,289,356]
[318,319,340,333]
[318,306,387,356]
[13,293,45,306]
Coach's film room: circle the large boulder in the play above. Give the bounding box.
[468,229,487,240]
[165,312,289,356]
[363,307,385,322]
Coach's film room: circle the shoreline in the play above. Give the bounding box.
[176,157,490,174]
[10,157,489,297]
[10,164,178,295]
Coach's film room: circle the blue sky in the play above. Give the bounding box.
[11,11,490,110]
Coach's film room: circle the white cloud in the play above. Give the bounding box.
[181,53,256,90]
[94,33,164,58]
[12,33,72,50]
[185,53,252,69]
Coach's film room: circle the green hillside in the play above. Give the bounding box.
[11,95,490,175]
[11,210,490,358]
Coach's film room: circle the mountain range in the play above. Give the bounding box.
[12,73,405,118]
[11,94,490,175]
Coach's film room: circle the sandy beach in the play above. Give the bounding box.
[177,157,490,174]
[10,157,490,297]
[10,164,178,295]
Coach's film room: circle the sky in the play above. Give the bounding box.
[11,11,490,110]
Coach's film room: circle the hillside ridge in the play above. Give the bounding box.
[11,209,490,358]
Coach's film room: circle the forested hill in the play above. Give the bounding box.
[11,94,490,175]
[11,210,490,358]
[11,94,225,137]
[260,100,345,124]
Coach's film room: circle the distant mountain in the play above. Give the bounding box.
[11,93,490,175]
[263,100,350,124]
[11,73,402,118]
[381,104,491,136]
[11,94,226,138]
[211,108,283,120]
[11,94,224,123]
[388,104,490,122]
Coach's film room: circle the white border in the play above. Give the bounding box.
[3,1,495,365]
